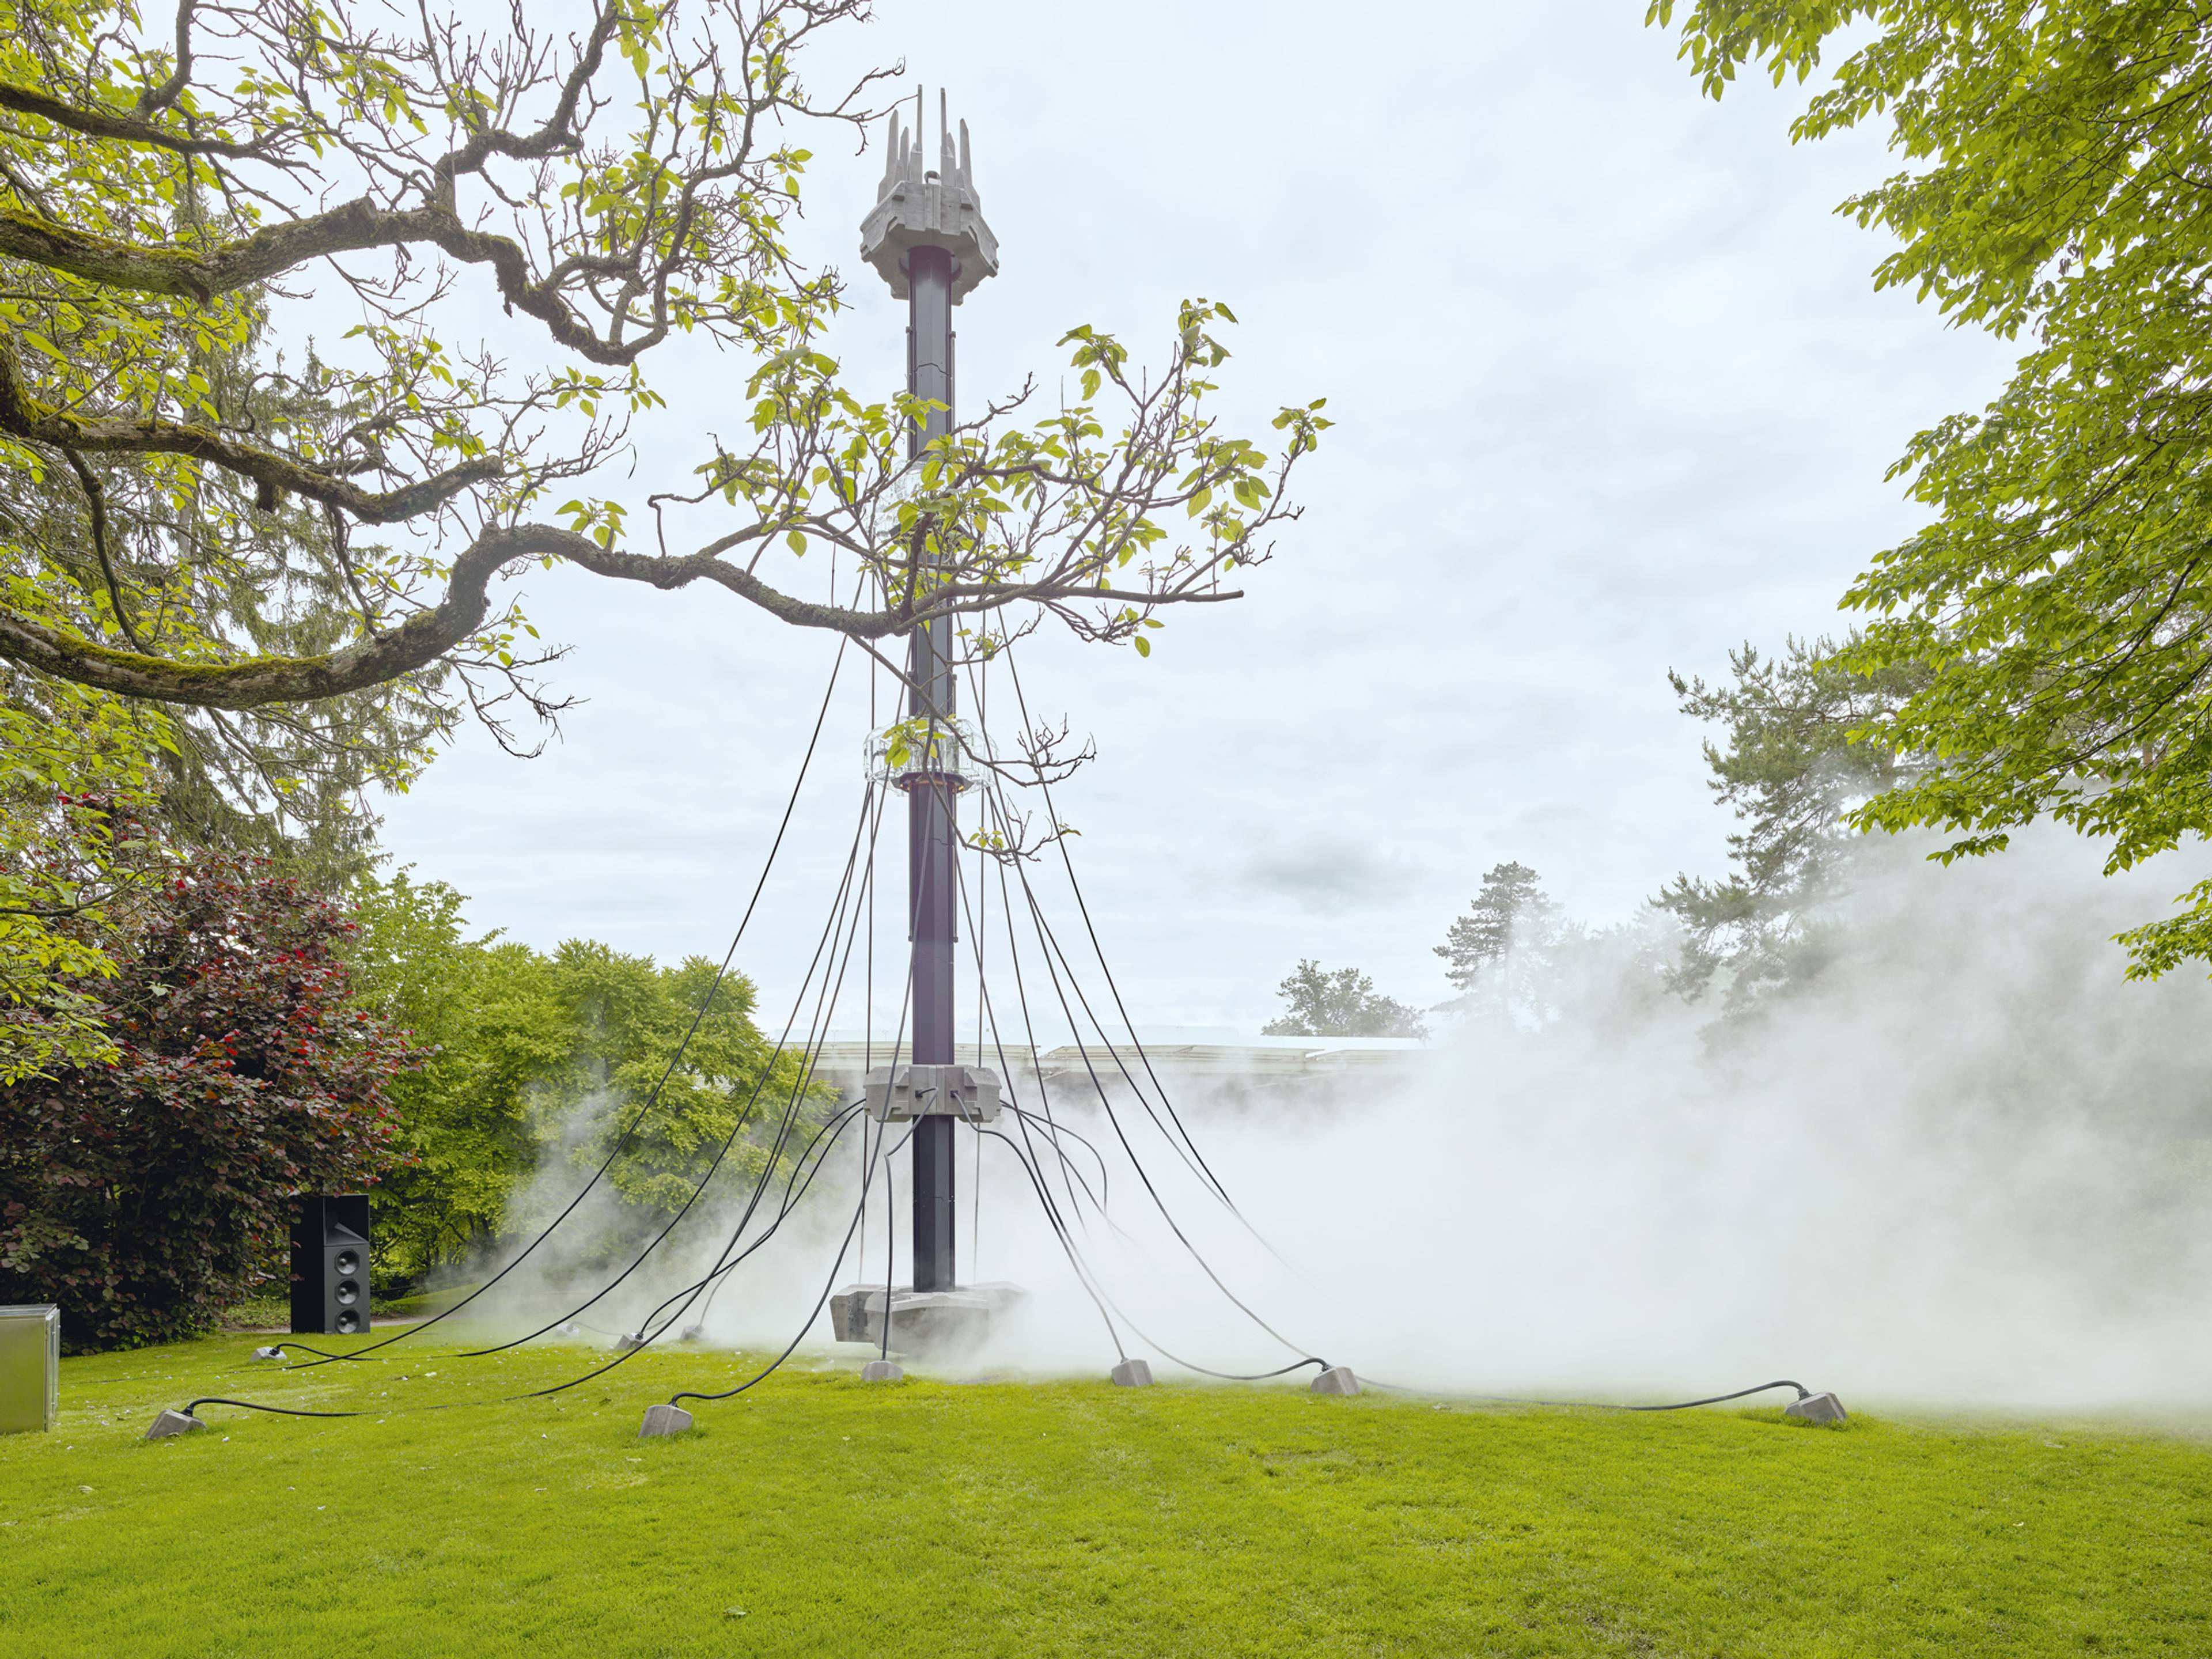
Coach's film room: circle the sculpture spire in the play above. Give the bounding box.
[857,89,999,303]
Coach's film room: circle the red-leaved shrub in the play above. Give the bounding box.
[0,855,414,1351]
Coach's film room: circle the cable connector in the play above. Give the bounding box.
[863,1063,1001,1123]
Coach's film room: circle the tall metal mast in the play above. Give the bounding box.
[905,233,959,1290]
[857,90,1000,1299]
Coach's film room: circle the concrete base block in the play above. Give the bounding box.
[615,1332,649,1353]
[638,1403,693,1438]
[146,1410,206,1440]
[861,1359,904,1382]
[250,1346,286,1361]
[1310,1365,1361,1396]
[1110,1358,1154,1388]
[1785,1390,1847,1425]
[827,1282,1027,1358]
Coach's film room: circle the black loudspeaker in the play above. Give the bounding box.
[290,1195,372,1336]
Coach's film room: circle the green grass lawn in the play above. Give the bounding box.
[2,1332,2206,1658]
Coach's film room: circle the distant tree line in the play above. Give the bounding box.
[1265,637,1907,1036]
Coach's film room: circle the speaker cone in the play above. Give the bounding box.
[336,1280,359,1306]
[334,1248,359,1276]
[337,1310,362,1334]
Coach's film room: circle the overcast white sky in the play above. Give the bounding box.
[372,0,2015,1032]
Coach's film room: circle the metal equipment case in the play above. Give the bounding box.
[0,1304,60,1433]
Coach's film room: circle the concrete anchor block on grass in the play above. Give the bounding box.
[638,1403,693,1438]
[1785,1391,1847,1425]
[146,1410,206,1439]
[1110,1358,1153,1387]
[1310,1366,1361,1396]
[861,1359,904,1382]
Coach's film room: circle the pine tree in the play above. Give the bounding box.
[1434,862,1568,1028]
[1435,862,1550,991]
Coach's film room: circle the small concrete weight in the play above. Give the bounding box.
[1785,1391,1848,1425]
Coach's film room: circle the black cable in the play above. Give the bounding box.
[176,948,884,1423]
[859,645,1324,1380]
[978,1121,1324,1382]
[1006,1105,1111,1223]
[945,838,1111,1229]
[970,762,1232,1206]
[453,779,884,1358]
[647,1094,876,1342]
[987,786,1319,1363]
[666,1122,916,1407]
[1360,1378,1815,1411]
[998,651,1243,1212]
[199,657,878,1417]
[971,1124,1124,1361]
[181,1396,357,1420]
[1618,1381,1815,1410]
[496,1113,893,1404]
[638,783,893,1341]
[691,786,886,1341]
[952,771,1324,1370]
[989,831,1085,1220]
[860,980,915,1362]
[284,632,861,1372]
[262,1093,883,1419]
[963,735,1290,1265]
[630,1103,870,1336]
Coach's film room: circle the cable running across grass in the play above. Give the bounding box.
[285,771,881,1375]
[971,777,1325,1369]
[281,627,864,1372]
[179,1097,885,1423]
[1358,1378,1822,1411]
[664,1121,918,1408]
[452,780,889,1359]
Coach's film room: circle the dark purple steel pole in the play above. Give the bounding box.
[906,242,959,1293]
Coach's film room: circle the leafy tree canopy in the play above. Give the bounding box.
[0,0,1325,719]
[1262,959,1427,1040]
[1649,1,2212,976]
[0,0,1328,1077]
[344,869,827,1285]
[0,671,165,1080]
